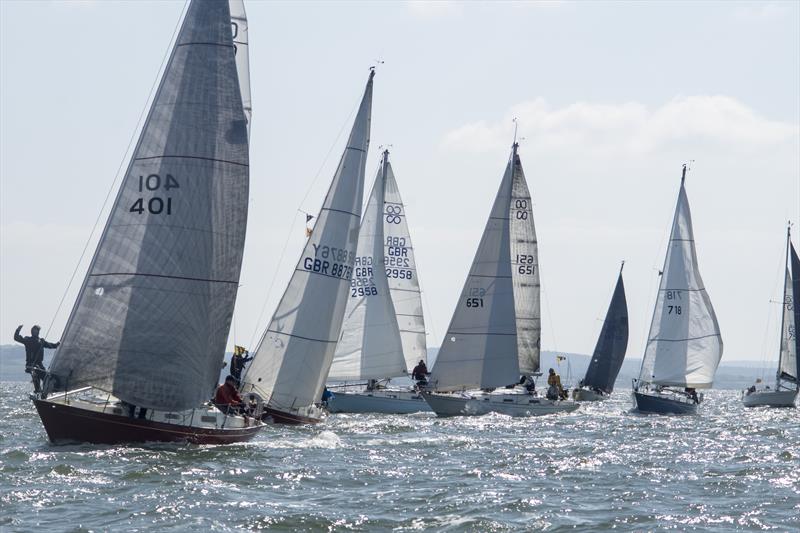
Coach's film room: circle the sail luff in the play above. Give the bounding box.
[327,150,405,380]
[47,0,250,411]
[242,71,374,412]
[582,269,629,393]
[429,147,519,392]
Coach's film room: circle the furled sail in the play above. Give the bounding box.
[328,150,405,381]
[582,268,629,393]
[46,0,250,411]
[639,170,723,388]
[229,0,251,137]
[383,156,427,371]
[777,238,799,384]
[243,71,374,412]
[509,146,541,374]
[430,145,524,392]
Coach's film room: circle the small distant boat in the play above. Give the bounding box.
[632,165,723,415]
[422,141,578,417]
[742,224,799,408]
[240,71,375,424]
[573,264,629,401]
[35,0,262,444]
[326,150,430,414]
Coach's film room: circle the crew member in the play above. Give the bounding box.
[14,324,59,394]
[230,346,253,386]
[214,375,244,415]
[411,360,429,386]
[547,368,566,401]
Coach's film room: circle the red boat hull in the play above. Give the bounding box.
[34,399,262,445]
[262,405,322,425]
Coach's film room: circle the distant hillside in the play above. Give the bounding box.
[1,344,776,390]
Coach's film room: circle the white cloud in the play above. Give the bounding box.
[441,95,799,157]
[405,0,462,19]
[732,2,792,22]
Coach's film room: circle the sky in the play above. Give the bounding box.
[1,0,798,367]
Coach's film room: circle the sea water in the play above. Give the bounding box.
[0,382,797,531]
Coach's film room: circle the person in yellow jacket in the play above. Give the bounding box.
[547,368,567,400]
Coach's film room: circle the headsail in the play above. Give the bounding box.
[582,267,629,393]
[328,151,405,381]
[243,72,374,412]
[509,144,541,375]
[383,156,427,371]
[429,146,521,392]
[777,233,798,385]
[639,168,723,389]
[47,0,250,411]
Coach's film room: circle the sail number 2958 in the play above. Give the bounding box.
[130,174,179,215]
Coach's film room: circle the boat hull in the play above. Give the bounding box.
[34,398,262,445]
[326,390,430,414]
[572,389,608,402]
[742,389,798,408]
[632,391,697,415]
[262,405,324,425]
[422,392,579,418]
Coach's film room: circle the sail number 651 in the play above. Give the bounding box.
[130,174,179,215]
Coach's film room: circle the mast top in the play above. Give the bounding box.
[681,164,687,185]
[620,260,625,274]
[787,220,792,238]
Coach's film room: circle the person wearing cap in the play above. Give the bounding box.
[214,375,245,415]
[546,368,566,401]
[14,324,60,394]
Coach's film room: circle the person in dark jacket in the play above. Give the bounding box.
[411,360,429,386]
[14,325,59,394]
[229,348,253,386]
[214,375,244,415]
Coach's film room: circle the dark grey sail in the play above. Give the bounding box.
[46,0,249,412]
[781,242,800,384]
[582,269,629,393]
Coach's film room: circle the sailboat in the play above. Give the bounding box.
[743,224,799,407]
[573,263,629,401]
[240,71,375,424]
[632,165,723,415]
[422,141,578,417]
[325,149,430,414]
[34,0,263,444]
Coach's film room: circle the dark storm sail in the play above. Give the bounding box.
[46,0,249,412]
[581,267,629,393]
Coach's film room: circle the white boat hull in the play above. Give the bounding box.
[326,390,430,414]
[572,388,608,402]
[422,391,579,417]
[742,389,798,408]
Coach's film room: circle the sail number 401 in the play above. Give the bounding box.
[130,174,179,215]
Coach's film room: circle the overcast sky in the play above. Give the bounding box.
[1,1,798,367]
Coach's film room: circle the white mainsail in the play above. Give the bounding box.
[638,169,723,389]
[328,151,405,381]
[383,157,427,370]
[46,0,250,412]
[229,0,251,137]
[243,71,374,413]
[777,236,798,385]
[430,143,538,392]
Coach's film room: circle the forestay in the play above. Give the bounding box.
[778,241,799,383]
[430,146,523,392]
[243,72,374,412]
[639,176,723,388]
[47,0,250,412]
[509,147,541,375]
[328,151,405,381]
[583,270,629,393]
[383,157,427,371]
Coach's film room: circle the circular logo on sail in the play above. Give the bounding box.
[385,205,402,224]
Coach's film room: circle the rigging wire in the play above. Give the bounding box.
[44,0,190,340]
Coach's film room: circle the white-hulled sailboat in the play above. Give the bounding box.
[573,263,629,401]
[240,71,374,424]
[325,149,430,414]
[422,141,578,417]
[632,165,723,415]
[35,0,263,444]
[743,224,799,407]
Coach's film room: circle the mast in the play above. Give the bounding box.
[776,224,790,388]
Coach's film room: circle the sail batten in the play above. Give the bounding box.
[46,0,250,412]
[242,72,374,412]
[638,174,723,389]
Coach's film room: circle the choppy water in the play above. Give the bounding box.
[1,382,798,531]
